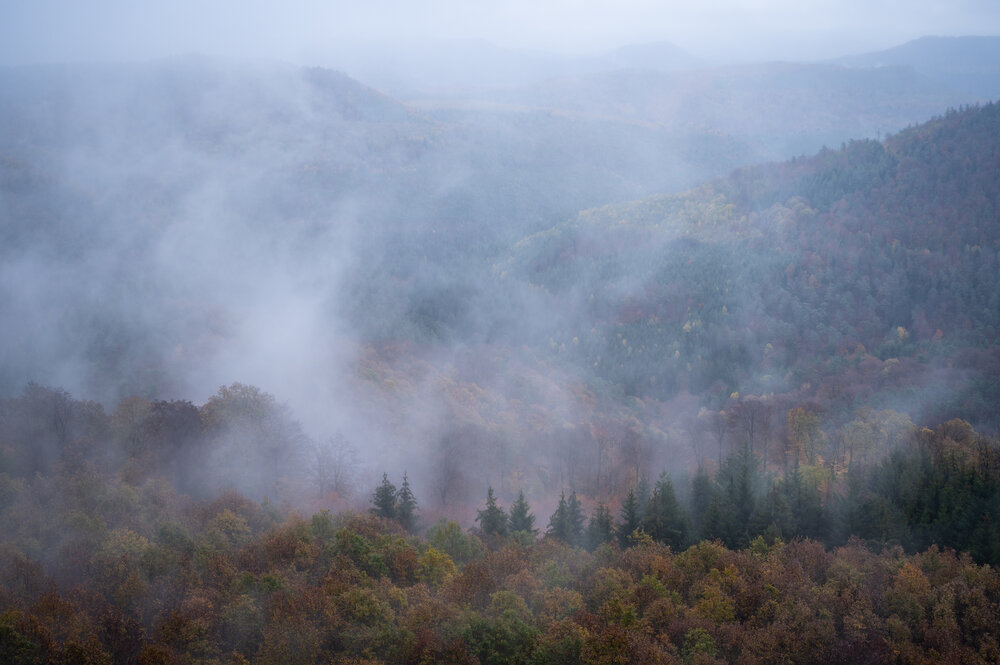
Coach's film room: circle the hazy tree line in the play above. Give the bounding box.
[369,419,1000,566]
[0,382,358,504]
[4,379,997,568]
[1,380,998,665]
[2,433,998,664]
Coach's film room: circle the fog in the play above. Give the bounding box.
[4,0,999,66]
[1,3,999,514]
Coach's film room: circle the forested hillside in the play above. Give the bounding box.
[503,102,1000,427]
[0,56,989,406]
[3,44,1000,664]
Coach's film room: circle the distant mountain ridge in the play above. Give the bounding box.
[503,60,954,136]
[319,38,704,96]
[1,54,998,439]
[409,37,993,171]
[834,35,1000,101]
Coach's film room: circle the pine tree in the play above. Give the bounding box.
[396,472,417,532]
[371,472,397,520]
[587,502,615,550]
[476,486,507,537]
[508,489,537,535]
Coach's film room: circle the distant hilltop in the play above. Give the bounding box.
[833,35,1000,101]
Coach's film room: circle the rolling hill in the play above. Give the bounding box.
[1,51,999,504]
[499,102,1000,431]
[834,35,1000,101]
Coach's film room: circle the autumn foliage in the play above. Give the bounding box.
[1,384,999,664]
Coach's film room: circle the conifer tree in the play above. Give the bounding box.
[548,490,587,546]
[547,491,568,541]
[618,488,642,547]
[701,495,733,544]
[635,476,651,519]
[690,465,715,537]
[508,489,537,535]
[725,447,758,547]
[782,465,826,539]
[396,472,417,532]
[587,502,615,549]
[476,486,507,537]
[566,491,585,546]
[643,473,690,549]
[371,472,397,520]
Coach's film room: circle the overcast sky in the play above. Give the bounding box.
[2,1,999,66]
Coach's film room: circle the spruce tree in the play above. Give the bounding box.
[755,481,792,540]
[690,465,715,537]
[643,473,690,549]
[396,472,418,532]
[508,489,537,535]
[701,495,734,544]
[547,491,569,541]
[371,473,397,520]
[718,446,758,547]
[587,502,615,550]
[779,465,827,540]
[476,486,507,536]
[635,476,651,520]
[618,488,642,547]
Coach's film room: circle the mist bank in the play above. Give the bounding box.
[1,53,999,515]
[4,379,999,562]
[316,34,1000,101]
[316,38,707,97]
[2,45,995,411]
[833,35,1000,101]
[5,102,1000,517]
